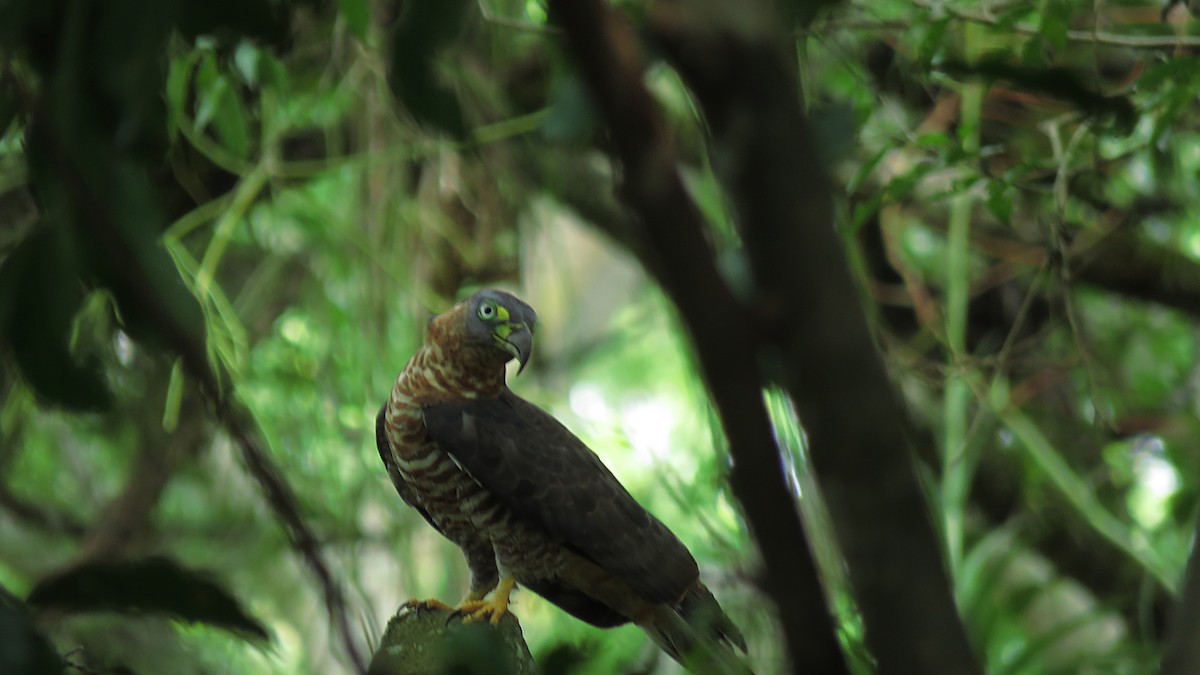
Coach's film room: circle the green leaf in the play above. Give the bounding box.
[0,228,112,411]
[339,0,370,41]
[166,50,201,143]
[211,75,251,158]
[994,611,1112,675]
[985,180,1013,225]
[191,56,253,159]
[193,52,224,131]
[998,397,1176,591]
[915,18,950,66]
[1041,0,1071,49]
[233,42,263,88]
[1137,56,1200,92]
[995,3,1036,30]
[680,165,731,237]
[884,163,935,202]
[845,146,890,195]
[958,528,1023,640]
[26,557,269,641]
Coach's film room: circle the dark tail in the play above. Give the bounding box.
[638,582,752,674]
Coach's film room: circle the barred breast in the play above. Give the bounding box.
[385,347,569,585]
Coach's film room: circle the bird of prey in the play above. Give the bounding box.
[376,289,747,671]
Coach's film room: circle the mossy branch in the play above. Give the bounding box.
[367,605,537,675]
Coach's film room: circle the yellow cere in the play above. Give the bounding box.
[496,305,510,321]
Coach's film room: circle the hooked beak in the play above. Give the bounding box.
[506,325,533,375]
[494,301,537,375]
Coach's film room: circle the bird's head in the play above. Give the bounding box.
[459,289,538,374]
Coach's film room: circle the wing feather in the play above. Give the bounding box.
[422,391,699,605]
[375,405,443,536]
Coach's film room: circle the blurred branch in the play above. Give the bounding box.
[218,403,367,673]
[1072,228,1200,317]
[646,0,979,672]
[70,390,208,566]
[545,1,848,673]
[868,203,1200,321]
[983,224,1200,318]
[175,118,255,177]
[0,487,87,538]
[907,0,1200,49]
[23,92,368,674]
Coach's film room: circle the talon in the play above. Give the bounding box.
[453,577,516,625]
[403,598,453,613]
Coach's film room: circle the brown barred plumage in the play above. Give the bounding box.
[376,289,748,673]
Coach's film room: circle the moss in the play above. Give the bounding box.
[367,605,536,675]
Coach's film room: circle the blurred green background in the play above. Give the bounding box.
[4,0,1200,673]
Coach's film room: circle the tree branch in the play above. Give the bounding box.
[70,391,207,566]
[367,605,535,675]
[219,403,367,672]
[545,1,849,672]
[0,487,87,538]
[25,101,368,673]
[646,0,980,672]
[908,0,1200,50]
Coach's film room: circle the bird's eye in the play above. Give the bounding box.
[478,303,496,320]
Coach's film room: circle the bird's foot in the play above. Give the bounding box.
[453,577,516,625]
[402,598,453,613]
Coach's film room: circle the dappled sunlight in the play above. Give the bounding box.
[621,398,679,468]
[1129,437,1181,530]
[568,382,610,422]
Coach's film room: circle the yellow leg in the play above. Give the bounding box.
[455,576,517,625]
[457,585,491,605]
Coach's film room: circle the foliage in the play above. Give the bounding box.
[27,556,270,641]
[1,0,1200,673]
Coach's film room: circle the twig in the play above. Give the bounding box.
[219,404,368,672]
